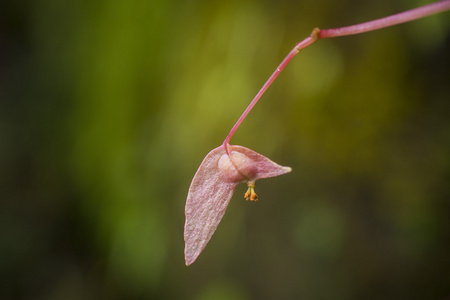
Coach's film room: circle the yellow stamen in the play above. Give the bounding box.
[244,182,258,201]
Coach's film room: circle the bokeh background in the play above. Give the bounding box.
[2,0,450,299]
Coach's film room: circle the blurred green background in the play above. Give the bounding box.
[1,0,450,299]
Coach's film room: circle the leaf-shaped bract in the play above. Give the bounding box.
[184,145,238,266]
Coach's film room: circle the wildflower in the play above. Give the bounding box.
[184,144,291,265]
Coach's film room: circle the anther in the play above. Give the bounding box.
[244,182,258,201]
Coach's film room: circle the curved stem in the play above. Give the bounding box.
[223,34,318,147]
[223,0,450,147]
[320,0,450,38]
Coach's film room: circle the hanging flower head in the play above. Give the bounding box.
[184,144,291,266]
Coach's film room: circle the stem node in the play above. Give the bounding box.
[311,27,321,41]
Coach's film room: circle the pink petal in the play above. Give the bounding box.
[184,145,240,266]
[228,145,292,180]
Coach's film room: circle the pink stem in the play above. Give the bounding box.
[223,0,450,147]
[223,35,317,147]
[320,0,450,38]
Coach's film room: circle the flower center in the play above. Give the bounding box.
[217,154,244,182]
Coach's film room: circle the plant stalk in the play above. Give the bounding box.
[223,0,450,147]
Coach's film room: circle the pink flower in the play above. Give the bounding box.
[184,144,291,266]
